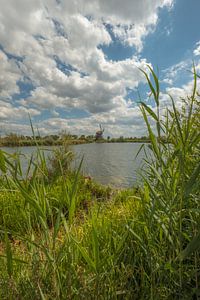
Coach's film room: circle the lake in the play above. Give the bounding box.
[1,143,147,188]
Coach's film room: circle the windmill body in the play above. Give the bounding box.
[95,124,104,140]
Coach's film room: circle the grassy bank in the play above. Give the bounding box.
[0,67,199,299]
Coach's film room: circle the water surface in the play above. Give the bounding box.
[1,143,147,188]
[72,143,146,188]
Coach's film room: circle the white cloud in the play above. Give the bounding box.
[33,103,148,137]
[162,60,189,85]
[159,70,200,113]
[0,100,40,120]
[0,50,21,99]
[0,0,174,136]
[194,41,200,56]
[19,50,150,114]
[82,0,173,51]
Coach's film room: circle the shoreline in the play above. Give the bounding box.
[0,139,151,148]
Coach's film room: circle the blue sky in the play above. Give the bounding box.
[0,0,200,136]
[143,0,200,67]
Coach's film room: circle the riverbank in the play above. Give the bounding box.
[0,170,141,298]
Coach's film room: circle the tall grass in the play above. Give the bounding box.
[138,65,200,298]
[0,66,199,299]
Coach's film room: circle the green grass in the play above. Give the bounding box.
[0,66,199,299]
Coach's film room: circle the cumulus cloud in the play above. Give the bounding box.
[0,100,40,120]
[159,69,200,114]
[0,50,21,99]
[33,103,148,137]
[0,0,174,135]
[84,0,173,51]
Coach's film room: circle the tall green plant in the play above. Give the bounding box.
[137,65,200,298]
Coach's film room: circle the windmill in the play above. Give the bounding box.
[95,124,104,140]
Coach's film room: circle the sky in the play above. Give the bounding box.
[0,0,200,137]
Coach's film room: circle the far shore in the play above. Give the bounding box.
[0,138,152,148]
[0,139,89,148]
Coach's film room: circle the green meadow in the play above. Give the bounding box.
[0,68,199,299]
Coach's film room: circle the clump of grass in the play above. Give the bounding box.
[47,142,74,182]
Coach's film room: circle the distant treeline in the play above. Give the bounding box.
[0,133,87,147]
[0,132,168,147]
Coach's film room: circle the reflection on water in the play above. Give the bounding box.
[1,143,147,188]
[72,143,146,188]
